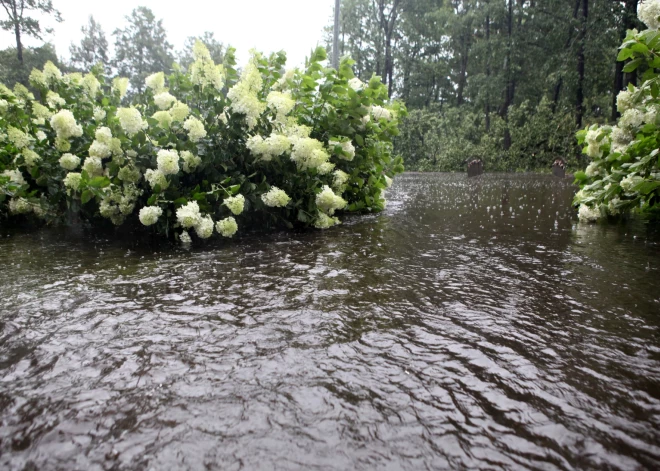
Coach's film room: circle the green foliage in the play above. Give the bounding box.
[0,43,405,243]
[329,0,624,170]
[0,43,60,88]
[396,99,581,172]
[574,20,660,221]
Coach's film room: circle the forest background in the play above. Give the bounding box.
[1,0,642,172]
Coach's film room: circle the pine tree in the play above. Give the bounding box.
[112,6,173,93]
[69,16,109,73]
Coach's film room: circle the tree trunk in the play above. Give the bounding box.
[502,0,514,150]
[485,1,490,131]
[14,21,23,63]
[576,0,588,128]
[553,0,581,113]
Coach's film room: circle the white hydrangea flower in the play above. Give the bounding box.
[578,204,600,223]
[585,128,603,158]
[333,169,349,189]
[20,149,40,167]
[63,72,83,86]
[59,153,80,170]
[223,194,245,215]
[183,116,207,142]
[9,197,31,214]
[82,156,103,176]
[89,140,111,159]
[317,162,335,175]
[261,186,291,207]
[266,91,295,121]
[608,198,622,216]
[0,98,8,113]
[145,169,169,190]
[7,126,32,149]
[620,108,645,130]
[145,72,166,93]
[290,137,330,170]
[610,125,632,154]
[247,134,291,161]
[194,215,214,239]
[63,172,82,191]
[50,110,83,140]
[313,212,340,229]
[36,131,47,142]
[371,105,392,121]
[112,77,129,99]
[181,151,202,173]
[639,0,660,29]
[83,73,101,97]
[180,230,192,244]
[32,103,52,122]
[216,216,238,237]
[118,165,141,183]
[139,206,163,226]
[585,161,600,178]
[620,174,644,192]
[152,110,173,128]
[157,149,180,175]
[154,92,177,110]
[116,107,147,136]
[348,77,364,91]
[2,169,26,185]
[93,107,106,122]
[29,69,48,88]
[227,53,266,129]
[189,41,225,91]
[43,61,62,84]
[169,101,190,122]
[384,175,393,188]
[176,201,202,228]
[616,89,634,113]
[316,185,347,215]
[329,139,356,161]
[46,91,66,109]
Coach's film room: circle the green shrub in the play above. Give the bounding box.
[0,43,405,242]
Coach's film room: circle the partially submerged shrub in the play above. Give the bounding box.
[574,1,660,222]
[0,44,405,242]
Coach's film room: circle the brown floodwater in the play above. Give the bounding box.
[0,173,659,470]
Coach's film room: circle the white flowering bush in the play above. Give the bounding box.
[0,44,405,242]
[574,2,660,221]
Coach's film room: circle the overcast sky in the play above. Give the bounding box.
[0,0,336,68]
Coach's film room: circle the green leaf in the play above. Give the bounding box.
[623,58,643,73]
[617,48,634,61]
[88,176,111,188]
[229,184,241,194]
[173,197,188,205]
[81,190,93,204]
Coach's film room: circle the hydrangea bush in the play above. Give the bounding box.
[0,43,405,242]
[574,0,660,222]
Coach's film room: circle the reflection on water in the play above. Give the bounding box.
[0,173,659,470]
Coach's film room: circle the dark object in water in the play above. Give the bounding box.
[552,158,566,178]
[467,159,483,177]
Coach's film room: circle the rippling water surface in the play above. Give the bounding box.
[1,173,659,471]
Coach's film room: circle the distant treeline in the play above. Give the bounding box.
[327,0,640,171]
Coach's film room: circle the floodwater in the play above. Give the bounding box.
[0,173,659,471]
